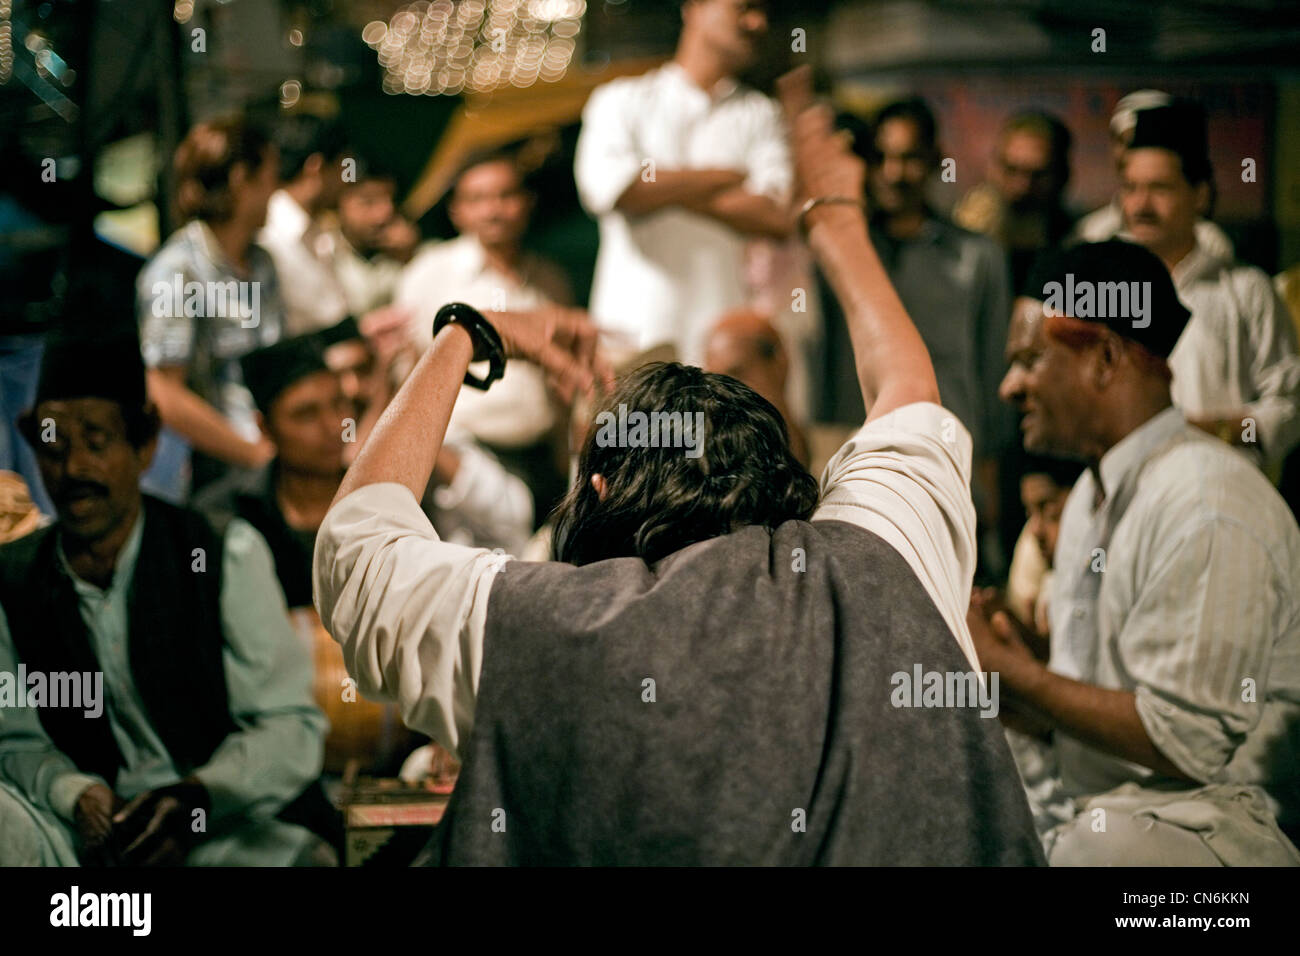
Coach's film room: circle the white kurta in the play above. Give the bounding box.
[574,63,792,366]
[1037,406,1300,864]
[395,234,565,448]
[257,190,350,336]
[1167,243,1300,468]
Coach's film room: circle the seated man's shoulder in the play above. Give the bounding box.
[1139,430,1298,544]
[190,466,260,517]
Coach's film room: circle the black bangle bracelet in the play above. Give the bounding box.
[432,302,507,391]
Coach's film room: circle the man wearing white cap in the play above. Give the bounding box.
[1070,89,1233,260]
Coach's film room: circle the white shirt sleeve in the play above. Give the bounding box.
[743,95,794,203]
[432,437,534,554]
[812,402,979,670]
[1121,510,1293,782]
[574,81,646,218]
[312,483,501,761]
[1241,274,1300,464]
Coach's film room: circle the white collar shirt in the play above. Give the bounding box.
[258,190,350,335]
[395,234,558,447]
[1049,406,1300,827]
[1167,239,1300,467]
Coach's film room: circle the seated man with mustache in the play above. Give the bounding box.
[0,323,334,866]
[312,69,1042,866]
[977,239,1300,864]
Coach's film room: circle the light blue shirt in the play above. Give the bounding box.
[0,509,327,864]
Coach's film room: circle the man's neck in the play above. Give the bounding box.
[1084,392,1175,476]
[1153,234,1197,274]
[276,466,344,532]
[479,240,523,277]
[283,180,319,218]
[63,500,141,590]
[881,208,928,240]
[673,42,732,96]
[208,218,258,272]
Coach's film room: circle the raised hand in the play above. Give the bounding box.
[487,306,615,404]
[776,66,866,213]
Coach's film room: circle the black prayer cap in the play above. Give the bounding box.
[240,334,331,416]
[1021,240,1191,358]
[32,330,148,411]
[1128,100,1212,185]
[312,316,362,350]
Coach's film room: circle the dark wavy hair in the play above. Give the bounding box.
[550,362,819,566]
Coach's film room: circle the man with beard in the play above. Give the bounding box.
[0,329,333,865]
[1119,101,1300,470]
[975,239,1300,864]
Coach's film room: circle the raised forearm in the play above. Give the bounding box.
[332,325,474,507]
[807,207,939,419]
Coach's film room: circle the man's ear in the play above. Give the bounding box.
[1192,180,1211,219]
[256,410,274,445]
[1093,331,1125,389]
[134,403,163,474]
[447,196,465,235]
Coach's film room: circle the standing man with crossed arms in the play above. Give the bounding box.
[575,0,794,367]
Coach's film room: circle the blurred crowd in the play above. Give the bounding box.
[1,0,1299,867]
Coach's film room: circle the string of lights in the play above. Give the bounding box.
[364,0,585,97]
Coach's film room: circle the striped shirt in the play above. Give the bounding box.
[1049,405,1300,829]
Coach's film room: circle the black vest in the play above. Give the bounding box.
[435,520,1045,866]
[0,496,235,784]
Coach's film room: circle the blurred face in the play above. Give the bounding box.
[1120,148,1206,257]
[264,371,348,478]
[323,340,375,419]
[999,298,1093,458]
[682,0,768,71]
[870,117,932,216]
[449,160,531,249]
[1021,473,1068,566]
[33,398,152,542]
[703,331,784,407]
[992,130,1057,210]
[318,154,348,210]
[339,179,397,254]
[233,147,280,229]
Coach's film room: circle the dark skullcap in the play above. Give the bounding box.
[240,334,332,416]
[1127,100,1212,185]
[32,331,147,411]
[1021,240,1191,358]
